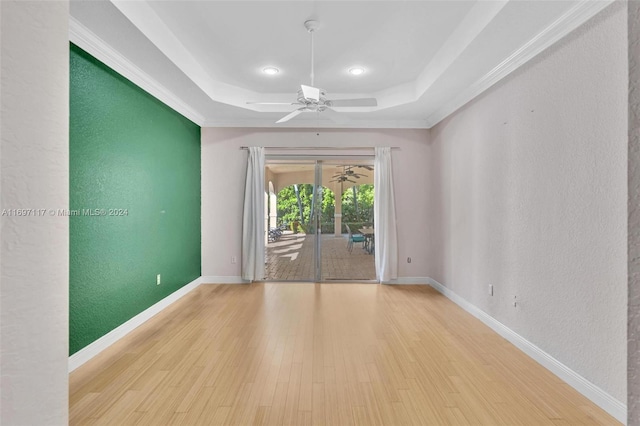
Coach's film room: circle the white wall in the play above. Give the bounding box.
[201,128,430,280]
[0,1,69,424]
[628,1,640,423]
[428,2,627,404]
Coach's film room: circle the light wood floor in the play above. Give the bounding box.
[70,283,619,425]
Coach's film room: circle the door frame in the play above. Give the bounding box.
[264,155,377,283]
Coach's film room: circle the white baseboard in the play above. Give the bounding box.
[427,277,627,425]
[69,276,202,372]
[383,277,430,285]
[200,275,249,284]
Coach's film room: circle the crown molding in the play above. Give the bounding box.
[69,16,205,126]
[425,0,615,128]
[201,119,430,129]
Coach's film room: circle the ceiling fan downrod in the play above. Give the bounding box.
[304,20,320,87]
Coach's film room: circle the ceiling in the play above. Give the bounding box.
[266,162,372,176]
[266,162,375,193]
[69,1,613,129]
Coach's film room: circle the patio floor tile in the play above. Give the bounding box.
[265,231,376,281]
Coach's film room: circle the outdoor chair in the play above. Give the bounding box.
[345,224,366,252]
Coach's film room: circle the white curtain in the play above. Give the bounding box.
[242,147,265,281]
[374,147,398,282]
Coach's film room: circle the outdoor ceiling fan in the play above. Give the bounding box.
[330,175,357,184]
[246,20,378,124]
[339,167,368,179]
[330,166,367,183]
[355,165,373,171]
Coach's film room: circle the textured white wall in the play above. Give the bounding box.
[429,2,627,403]
[201,128,430,279]
[628,1,640,423]
[0,1,69,424]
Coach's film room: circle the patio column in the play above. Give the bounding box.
[269,191,277,230]
[334,185,343,236]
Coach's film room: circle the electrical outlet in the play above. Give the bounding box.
[231,256,237,264]
[489,285,493,296]
[156,274,161,285]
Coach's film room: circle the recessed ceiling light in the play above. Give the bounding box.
[349,67,365,76]
[262,67,279,75]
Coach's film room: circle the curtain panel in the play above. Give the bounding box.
[241,147,265,281]
[374,147,398,282]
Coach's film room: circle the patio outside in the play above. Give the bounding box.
[265,231,376,281]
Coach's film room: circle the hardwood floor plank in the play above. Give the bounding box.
[311,382,326,426]
[265,381,289,425]
[282,362,303,425]
[69,283,620,425]
[211,406,232,425]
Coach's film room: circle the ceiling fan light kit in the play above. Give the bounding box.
[248,19,378,124]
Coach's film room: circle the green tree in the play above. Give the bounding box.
[342,184,374,223]
[320,187,335,222]
[276,183,372,233]
[277,185,336,231]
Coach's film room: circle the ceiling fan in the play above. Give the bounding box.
[330,175,357,184]
[247,20,378,124]
[330,166,368,183]
[355,165,373,171]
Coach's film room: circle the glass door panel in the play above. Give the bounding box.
[264,160,318,281]
[320,162,376,281]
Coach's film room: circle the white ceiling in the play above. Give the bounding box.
[70,0,613,129]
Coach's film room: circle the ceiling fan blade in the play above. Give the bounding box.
[276,109,304,124]
[328,98,378,107]
[246,101,302,105]
[301,84,320,102]
[321,107,349,124]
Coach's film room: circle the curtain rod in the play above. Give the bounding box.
[239,146,399,150]
[265,154,375,159]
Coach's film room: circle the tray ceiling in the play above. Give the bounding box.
[70,1,613,128]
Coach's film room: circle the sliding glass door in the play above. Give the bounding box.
[263,158,375,282]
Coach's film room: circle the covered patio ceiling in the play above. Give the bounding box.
[266,161,374,194]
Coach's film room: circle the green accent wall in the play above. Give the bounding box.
[69,44,201,355]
